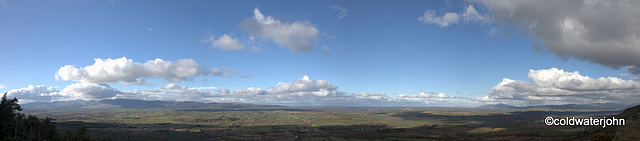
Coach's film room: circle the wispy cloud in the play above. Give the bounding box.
[321,46,331,54]
[210,67,236,77]
[240,74,254,78]
[329,5,348,19]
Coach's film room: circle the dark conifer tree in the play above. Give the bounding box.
[0,92,22,139]
[1,92,95,141]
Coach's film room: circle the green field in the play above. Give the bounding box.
[22,107,629,140]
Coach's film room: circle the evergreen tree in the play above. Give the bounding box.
[1,92,94,141]
[0,92,22,139]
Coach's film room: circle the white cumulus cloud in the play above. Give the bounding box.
[418,5,487,27]
[60,83,119,99]
[477,68,640,106]
[266,75,338,96]
[418,10,459,27]
[7,83,121,103]
[56,57,233,84]
[352,92,392,101]
[161,83,188,90]
[231,87,265,95]
[202,34,246,50]
[242,8,320,53]
[7,85,60,103]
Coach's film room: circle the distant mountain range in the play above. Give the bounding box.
[477,104,516,109]
[21,99,284,110]
[478,102,635,110]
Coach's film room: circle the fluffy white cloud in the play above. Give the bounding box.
[399,92,431,98]
[352,92,392,101]
[7,85,60,103]
[418,10,459,27]
[461,5,485,23]
[161,83,188,90]
[528,68,638,91]
[60,83,119,99]
[231,87,265,95]
[418,5,487,27]
[329,6,347,19]
[7,83,121,103]
[242,8,320,53]
[266,75,338,96]
[478,68,640,106]
[56,57,233,84]
[202,34,246,50]
[477,0,640,74]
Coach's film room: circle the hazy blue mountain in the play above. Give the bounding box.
[477,104,515,109]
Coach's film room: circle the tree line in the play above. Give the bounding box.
[1,92,97,141]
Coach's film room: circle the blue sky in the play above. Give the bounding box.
[2,0,639,107]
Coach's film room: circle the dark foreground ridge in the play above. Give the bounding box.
[580,104,640,140]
